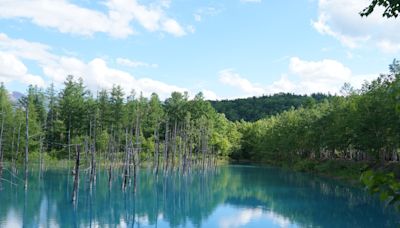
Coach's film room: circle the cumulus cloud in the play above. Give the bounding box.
[0,0,187,38]
[43,57,189,99]
[0,51,45,87]
[0,33,199,100]
[116,58,158,68]
[240,0,262,3]
[312,0,400,52]
[219,69,265,96]
[219,57,377,97]
[201,89,219,100]
[193,6,221,22]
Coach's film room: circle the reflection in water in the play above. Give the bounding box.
[0,165,399,227]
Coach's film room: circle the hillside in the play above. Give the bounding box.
[210,93,333,122]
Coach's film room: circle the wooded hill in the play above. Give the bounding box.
[210,93,333,122]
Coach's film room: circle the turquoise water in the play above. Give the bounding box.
[0,164,399,227]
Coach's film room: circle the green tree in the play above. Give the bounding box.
[361,0,400,18]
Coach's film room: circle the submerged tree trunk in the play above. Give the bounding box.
[72,145,81,204]
[122,128,130,191]
[89,119,96,188]
[108,136,113,189]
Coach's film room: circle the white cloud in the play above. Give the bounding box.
[194,14,202,22]
[377,40,400,54]
[0,0,188,38]
[219,57,377,97]
[219,208,263,228]
[289,57,351,82]
[116,58,158,68]
[219,208,292,228]
[0,51,45,87]
[42,57,187,99]
[219,69,265,96]
[162,19,186,36]
[240,0,262,3]
[0,33,56,64]
[201,89,219,100]
[0,33,210,100]
[193,6,221,22]
[312,0,400,52]
[276,57,377,94]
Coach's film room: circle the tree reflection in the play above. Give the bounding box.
[0,165,399,227]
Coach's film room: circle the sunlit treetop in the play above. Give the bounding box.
[361,0,400,18]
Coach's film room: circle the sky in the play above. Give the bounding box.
[0,0,399,100]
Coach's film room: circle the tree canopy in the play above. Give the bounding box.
[361,0,400,18]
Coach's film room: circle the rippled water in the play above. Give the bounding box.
[0,164,399,227]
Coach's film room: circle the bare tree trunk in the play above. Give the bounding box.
[171,121,177,170]
[182,130,187,174]
[72,145,81,205]
[0,106,5,177]
[153,125,160,175]
[10,126,16,171]
[202,127,206,170]
[188,139,193,173]
[68,117,71,169]
[14,123,21,173]
[24,104,29,190]
[178,126,183,172]
[133,152,137,193]
[39,135,44,178]
[89,119,96,187]
[122,128,130,191]
[108,132,114,189]
[164,120,169,172]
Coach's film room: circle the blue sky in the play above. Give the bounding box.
[0,0,398,100]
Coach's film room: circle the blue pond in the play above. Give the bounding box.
[0,164,399,227]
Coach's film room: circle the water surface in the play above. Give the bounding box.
[0,165,399,227]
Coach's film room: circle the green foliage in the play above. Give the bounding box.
[234,65,400,164]
[361,170,400,210]
[360,0,400,18]
[211,93,332,122]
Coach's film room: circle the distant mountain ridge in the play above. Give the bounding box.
[210,93,333,122]
[9,91,24,103]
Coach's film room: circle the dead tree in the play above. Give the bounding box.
[39,135,44,178]
[24,103,29,190]
[122,128,130,191]
[72,145,81,204]
[132,109,141,193]
[13,123,21,173]
[153,124,160,175]
[89,119,96,187]
[0,107,5,177]
[108,130,114,189]
[163,120,169,172]
[171,121,177,170]
[68,118,71,169]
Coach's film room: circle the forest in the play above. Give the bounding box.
[0,60,399,209]
[0,75,241,188]
[0,61,399,171]
[211,93,332,122]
